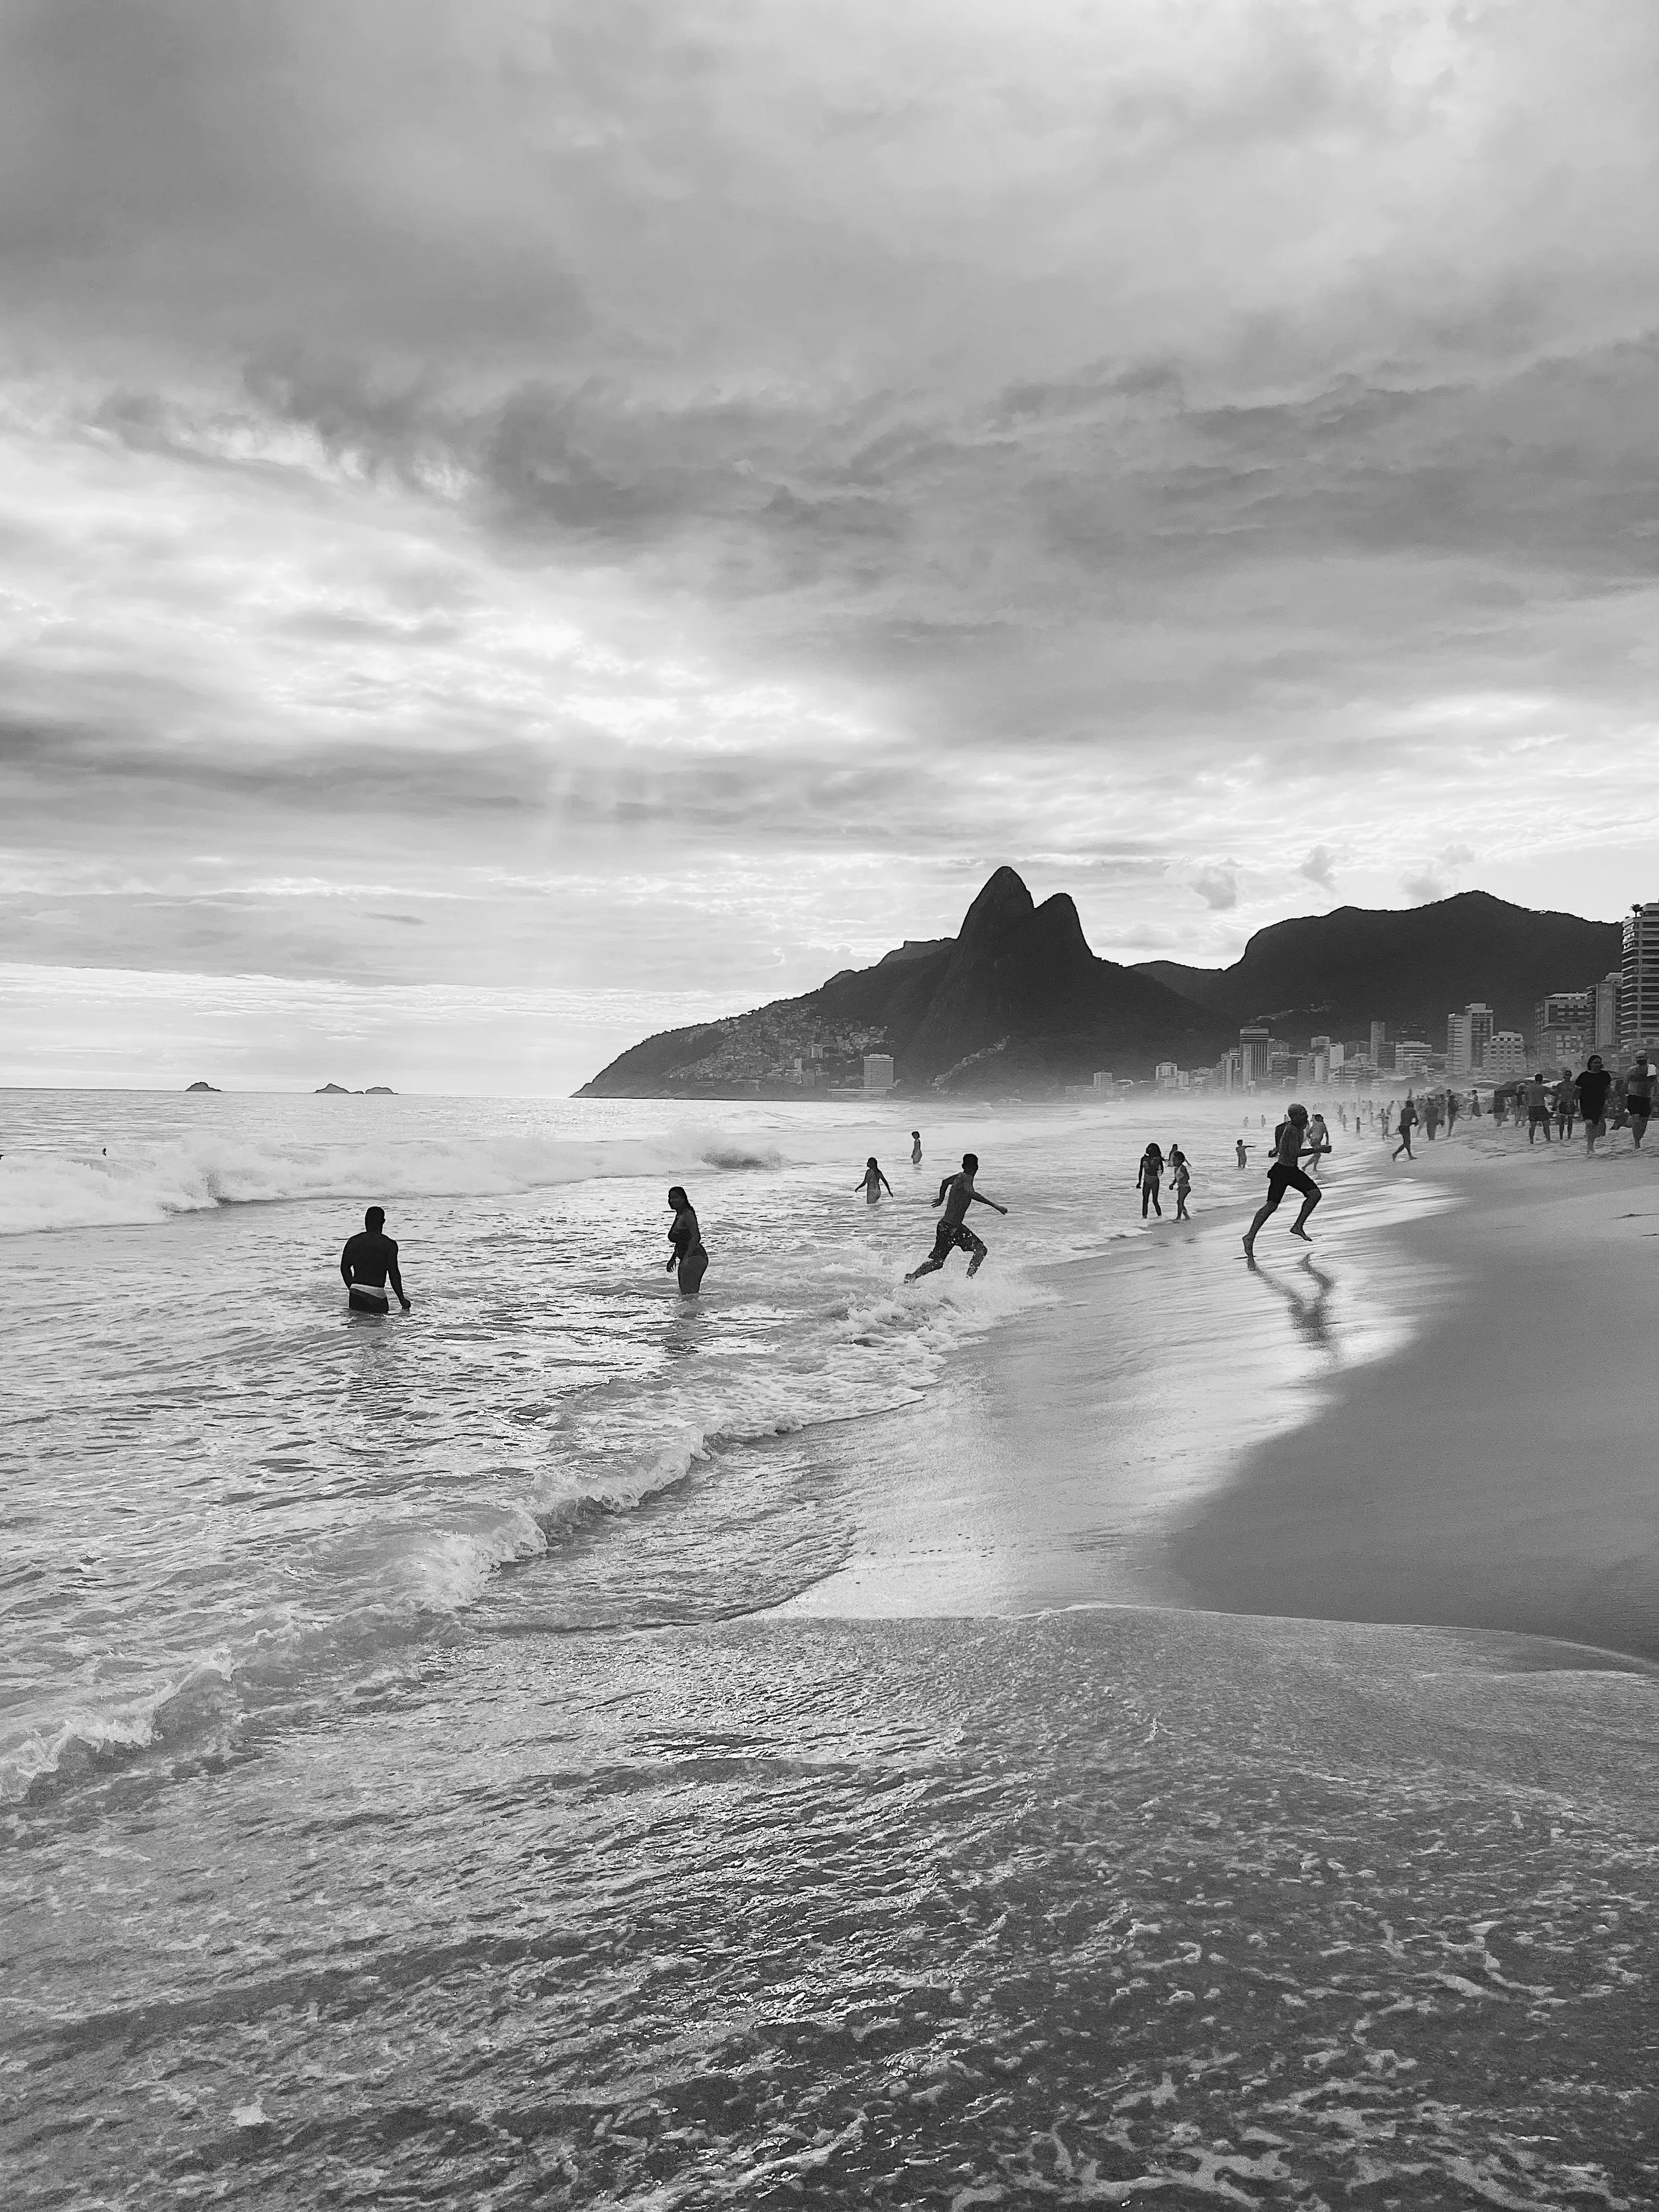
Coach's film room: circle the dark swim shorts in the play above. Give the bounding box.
[1264,1165,1319,1206]
[931,1220,986,1258]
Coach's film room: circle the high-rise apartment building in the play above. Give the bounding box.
[1594,972,1621,1054]
[1484,1030,1527,1077]
[1369,1019,1386,1067]
[863,1053,895,1091]
[1621,905,1659,1053]
[1534,990,1591,1068]
[1447,1012,1473,1075]
[1238,1025,1271,1086]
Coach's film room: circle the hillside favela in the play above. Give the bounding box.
[583,867,1659,1104]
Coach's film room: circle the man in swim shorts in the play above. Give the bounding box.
[339,1206,411,1313]
[905,1152,1008,1280]
[1242,1104,1322,1258]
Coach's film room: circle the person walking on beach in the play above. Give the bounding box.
[1422,1095,1441,1142]
[905,1153,1007,1281]
[855,1156,894,1205]
[340,1206,411,1314]
[1392,1095,1417,1160]
[910,1130,923,1167]
[666,1185,708,1294]
[1307,1112,1331,1176]
[1577,1057,1613,1155]
[1554,1068,1578,1142]
[1137,1143,1164,1219]
[1524,1074,1553,1143]
[1169,1145,1192,1220]
[1242,1104,1323,1258]
[1626,1055,1654,1149]
[1445,1090,1460,1135]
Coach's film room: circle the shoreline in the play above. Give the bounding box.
[1175,1128,1659,1664]
[781,1124,1659,1667]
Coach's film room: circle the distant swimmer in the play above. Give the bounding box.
[1242,1104,1323,1258]
[340,1206,411,1314]
[1137,1143,1164,1219]
[904,1152,1007,1282]
[1392,1094,1418,1161]
[1577,1056,1613,1156]
[1626,1054,1654,1149]
[1169,1144,1192,1220]
[856,1155,895,1205]
[666,1185,708,1294]
[911,1130,923,1166]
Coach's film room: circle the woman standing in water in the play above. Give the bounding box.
[855,1156,895,1205]
[665,1185,708,1294]
[1137,1143,1165,1218]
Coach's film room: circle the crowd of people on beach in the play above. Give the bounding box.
[335,1052,1658,1310]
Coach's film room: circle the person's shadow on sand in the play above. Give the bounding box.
[1245,1253,1337,1356]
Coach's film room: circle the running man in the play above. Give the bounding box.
[855,1155,895,1204]
[340,1206,411,1313]
[1242,1104,1323,1258]
[1392,1094,1418,1160]
[1577,1057,1613,1155]
[1626,1055,1654,1149]
[904,1152,1007,1281]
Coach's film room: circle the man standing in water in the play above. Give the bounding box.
[1243,1104,1323,1258]
[340,1206,411,1313]
[905,1152,1007,1281]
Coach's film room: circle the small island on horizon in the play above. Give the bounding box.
[316,1083,397,1095]
[184,1080,220,1092]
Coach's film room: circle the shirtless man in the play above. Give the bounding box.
[905,1152,1007,1281]
[339,1206,411,1313]
[1242,1104,1323,1258]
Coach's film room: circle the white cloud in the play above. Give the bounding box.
[4,1,1659,1082]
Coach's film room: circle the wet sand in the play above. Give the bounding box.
[788,1121,1659,1665]
[1176,1129,1659,1663]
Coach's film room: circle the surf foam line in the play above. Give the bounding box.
[3,1257,1053,1809]
[0,1126,785,1237]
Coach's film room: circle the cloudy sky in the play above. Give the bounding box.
[4,0,1659,1091]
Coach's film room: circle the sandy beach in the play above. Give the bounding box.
[786,1117,1659,1664]
[1178,1130,1659,1662]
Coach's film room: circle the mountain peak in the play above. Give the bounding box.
[957,866,1035,949]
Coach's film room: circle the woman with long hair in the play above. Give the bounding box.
[665,1186,708,1295]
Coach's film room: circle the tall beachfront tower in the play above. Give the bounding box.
[1621,905,1659,1054]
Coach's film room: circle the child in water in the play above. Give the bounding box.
[1169,1145,1192,1220]
[855,1156,895,1205]
[1236,1138,1252,1169]
[1137,1143,1164,1218]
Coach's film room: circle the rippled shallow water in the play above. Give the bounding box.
[7,1611,1656,2209]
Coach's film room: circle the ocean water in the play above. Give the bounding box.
[3,1090,1655,2207]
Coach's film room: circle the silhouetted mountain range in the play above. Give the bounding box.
[1135,891,1621,1043]
[579,874,1624,1098]
[580,868,1230,1096]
